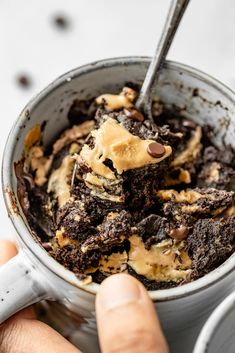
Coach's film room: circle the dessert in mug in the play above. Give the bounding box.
[15,86,235,290]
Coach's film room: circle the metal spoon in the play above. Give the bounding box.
[135,0,191,121]
[71,0,190,188]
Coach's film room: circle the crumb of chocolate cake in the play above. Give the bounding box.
[127,266,178,290]
[52,244,101,274]
[56,202,98,242]
[198,162,235,191]
[157,188,234,227]
[81,211,131,252]
[186,218,235,274]
[136,215,169,249]
[68,99,96,126]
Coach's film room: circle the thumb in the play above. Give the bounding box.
[96,274,169,353]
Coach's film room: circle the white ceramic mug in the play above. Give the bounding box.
[1,57,235,353]
[193,291,235,353]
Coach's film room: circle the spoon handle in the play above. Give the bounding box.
[135,0,190,118]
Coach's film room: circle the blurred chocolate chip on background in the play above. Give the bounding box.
[52,14,70,30]
[124,108,144,122]
[16,74,32,89]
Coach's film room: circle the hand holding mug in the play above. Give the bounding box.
[0,240,168,353]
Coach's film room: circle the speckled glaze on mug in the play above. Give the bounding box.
[193,291,235,353]
[1,57,235,353]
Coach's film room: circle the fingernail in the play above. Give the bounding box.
[97,274,141,310]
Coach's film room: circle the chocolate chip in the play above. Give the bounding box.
[124,108,144,122]
[22,174,35,190]
[53,15,70,29]
[16,74,31,88]
[147,142,165,158]
[169,225,189,240]
[182,119,196,129]
[42,242,52,251]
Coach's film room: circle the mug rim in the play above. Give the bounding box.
[193,291,235,353]
[2,55,235,301]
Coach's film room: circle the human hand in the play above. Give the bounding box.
[0,240,169,353]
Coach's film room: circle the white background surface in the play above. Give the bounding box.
[1,0,235,238]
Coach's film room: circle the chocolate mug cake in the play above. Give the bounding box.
[15,86,235,290]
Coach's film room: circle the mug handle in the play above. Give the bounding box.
[0,249,50,323]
